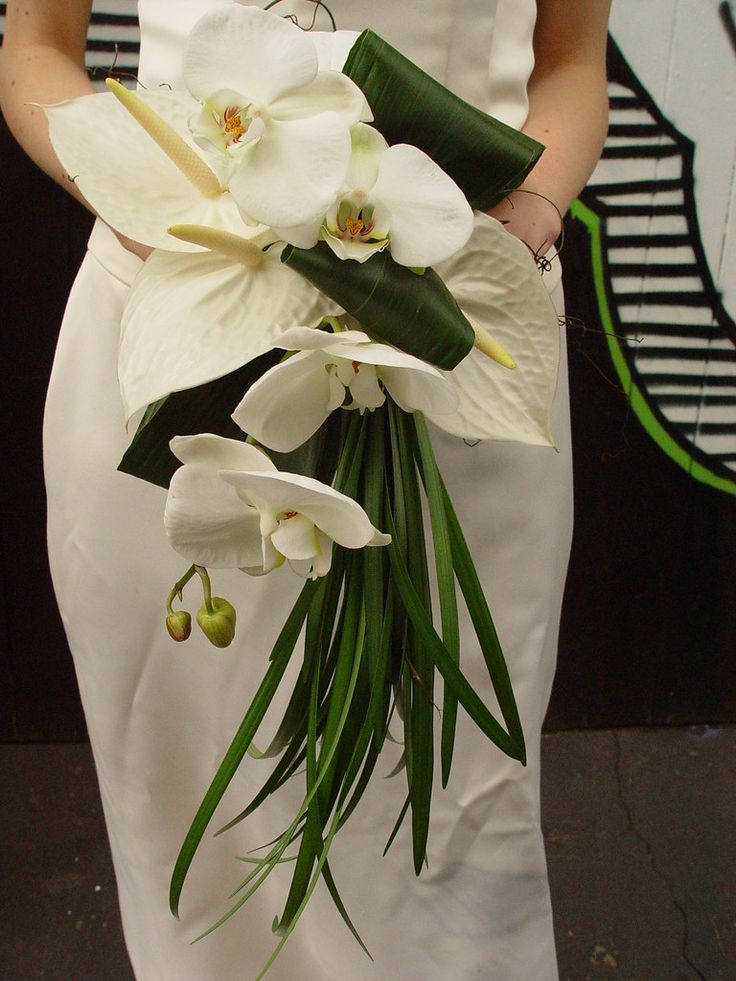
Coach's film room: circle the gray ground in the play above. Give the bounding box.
[1,727,733,980]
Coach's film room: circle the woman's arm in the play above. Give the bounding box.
[487,0,612,258]
[0,1,150,257]
[0,0,95,207]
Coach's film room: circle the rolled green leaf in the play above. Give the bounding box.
[343,30,543,211]
[281,243,474,370]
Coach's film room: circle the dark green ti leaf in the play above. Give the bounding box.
[281,243,474,370]
[343,30,543,211]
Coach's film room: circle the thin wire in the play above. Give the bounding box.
[263,0,337,31]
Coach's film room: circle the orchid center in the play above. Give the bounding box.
[327,356,386,413]
[190,89,265,158]
[222,105,249,145]
[334,199,381,244]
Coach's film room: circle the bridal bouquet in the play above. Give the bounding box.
[45,3,559,973]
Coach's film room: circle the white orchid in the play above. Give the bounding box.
[232,325,458,452]
[164,434,389,578]
[184,4,371,229]
[118,229,341,422]
[274,123,474,267]
[428,212,561,447]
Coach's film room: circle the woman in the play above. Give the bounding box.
[0,2,611,978]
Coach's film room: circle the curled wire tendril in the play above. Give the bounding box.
[263,0,337,31]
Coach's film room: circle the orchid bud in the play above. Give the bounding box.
[196,597,237,649]
[166,610,192,642]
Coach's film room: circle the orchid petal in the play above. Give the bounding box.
[379,366,459,416]
[219,470,386,549]
[345,123,386,190]
[327,368,347,411]
[310,30,360,71]
[183,5,317,105]
[169,433,276,473]
[45,90,251,251]
[371,144,474,266]
[270,71,370,124]
[270,215,324,250]
[232,352,334,452]
[308,529,335,578]
[270,513,320,561]
[321,229,388,263]
[429,212,560,445]
[229,114,351,227]
[255,326,458,415]
[164,458,264,570]
[347,363,385,410]
[119,249,340,421]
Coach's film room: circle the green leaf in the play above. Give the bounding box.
[440,478,526,762]
[343,30,544,211]
[118,350,280,489]
[411,413,460,787]
[384,504,523,760]
[388,404,434,875]
[281,243,474,370]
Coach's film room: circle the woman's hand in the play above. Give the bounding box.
[485,189,562,260]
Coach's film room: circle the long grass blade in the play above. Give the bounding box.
[169,579,318,917]
[411,413,460,787]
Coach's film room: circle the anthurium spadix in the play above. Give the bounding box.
[232,326,459,453]
[183,4,371,228]
[118,228,341,422]
[274,123,474,267]
[44,84,260,252]
[426,212,561,446]
[164,434,389,578]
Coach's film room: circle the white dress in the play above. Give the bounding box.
[44,2,572,978]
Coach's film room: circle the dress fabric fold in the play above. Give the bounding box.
[44,2,570,978]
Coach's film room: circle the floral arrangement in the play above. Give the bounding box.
[44,3,560,974]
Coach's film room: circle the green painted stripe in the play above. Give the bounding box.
[570,198,736,497]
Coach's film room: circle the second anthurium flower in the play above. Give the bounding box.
[231,325,459,452]
[164,434,389,579]
[273,123,474,267]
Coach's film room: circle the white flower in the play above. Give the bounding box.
[44,84,261,252]
[232,325,458,452]
[184,4,371,228]
[427,212,561,446]
[274,123,474,267]
[164,434,389,578]
[118,234,340,422]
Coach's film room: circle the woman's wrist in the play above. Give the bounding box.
[484,187,563,259]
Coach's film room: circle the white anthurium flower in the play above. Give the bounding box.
[164,434,390,578]
[183,4,371,229]
[274,123,474,267]
[426,211,561,447]
[232,325,459,452]
[44,85,263,252]
[118,235,341,423]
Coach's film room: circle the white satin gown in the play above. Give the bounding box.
[44,2,572,978]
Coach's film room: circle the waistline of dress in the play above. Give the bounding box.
[87,220,144,288]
